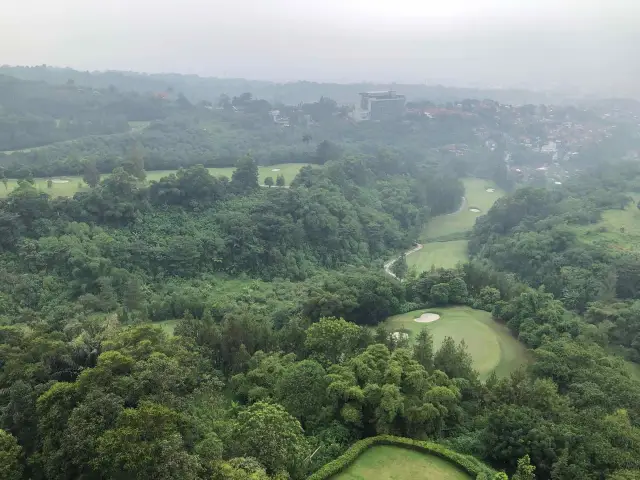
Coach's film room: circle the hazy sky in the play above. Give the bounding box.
[2,0,639,95]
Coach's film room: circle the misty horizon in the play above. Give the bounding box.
[1,0,639,98]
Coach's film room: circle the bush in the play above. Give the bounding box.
[398,302,426,314]
[307,435,496,480]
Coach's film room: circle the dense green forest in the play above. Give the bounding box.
[2,68,640,480]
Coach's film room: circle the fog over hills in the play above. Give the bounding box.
[1,0,639,98]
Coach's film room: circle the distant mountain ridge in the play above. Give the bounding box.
[0,65,595,107]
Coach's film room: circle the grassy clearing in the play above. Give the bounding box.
[0,163,311,198]
[422,178,504,240]
[385,306,529,380]
[407,178,504,272]
[0,177,89,198]
[407,240,468,272]
[156,319,180,335]
[573,197,640,255]
[333,445,471,480]
[625,360,640,382]
[146,163,309,186]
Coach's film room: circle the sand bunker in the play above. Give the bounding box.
[554,181,562,185]
[469,207,481,213]
[486,188,495,193]
[271,168,281,172]
[392,331,409,341]
[414,313,441,323]
[51,179,69,184]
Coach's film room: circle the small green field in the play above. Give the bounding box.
[333,445,471,480]
[385,306,529,380]
[625,360,640,382]
[146,163,308,185]
[573,197,640,255]
[0,163,310,198]
[407,240,468,272]
[422,178,504,240]
[156,319,180,335]
[407,179,504,272]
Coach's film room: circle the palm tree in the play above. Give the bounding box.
[302,134,312,145]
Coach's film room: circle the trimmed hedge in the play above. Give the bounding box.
[308,435,497,480]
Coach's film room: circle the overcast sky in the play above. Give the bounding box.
[2,0,639,95]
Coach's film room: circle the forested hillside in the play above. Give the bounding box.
[2,69,640,480]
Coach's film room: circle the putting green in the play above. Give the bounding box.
[334,445,471,480]
[385,306,529,380]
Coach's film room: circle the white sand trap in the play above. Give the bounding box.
[414,313,441,323]
[469,207,481,213]
[554,181,562,185]
[271,168,281,172]
[486,188,495,193]
[51,179,69,184]
[392,331,409,341]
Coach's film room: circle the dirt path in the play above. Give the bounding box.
[384,243,423,279]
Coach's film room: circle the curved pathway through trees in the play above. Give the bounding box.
[384,196,466,279]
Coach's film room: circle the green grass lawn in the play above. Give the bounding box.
[625,360,640,382]
[156,319,180,335]
[404,178,503,272]
[421,178,504,240]
[333,445,471,480]
[0,163,311,198]
[146,163,309,186]
[385,306,529,380]
[573,197,640,255]
[407,240,469,272]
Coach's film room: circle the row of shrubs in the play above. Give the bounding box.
[308,435,499,480]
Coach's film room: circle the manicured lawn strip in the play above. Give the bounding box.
[334,445,471,480]
[308,435,496,480]
[0,163,311,198]
[407,240,469,271]
[421,178,504,240]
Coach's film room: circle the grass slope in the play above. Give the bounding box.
[0,163,311,198]
[407,179,504,272]
[385,306,529,380]
[407,240,468,272]
[422,178,504,240]
[334,445,471,480]
[573,196,640,255]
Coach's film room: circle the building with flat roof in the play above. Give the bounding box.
[354,90,406,121]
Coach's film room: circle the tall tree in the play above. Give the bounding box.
[231,402,307,474]
[513,454,536,480]
[0,430,23,480]
[413,328,434,371]
[264,176,274,188]
[276,174,285,187]
[124,144,146,181]
[392,254,408,279]
[94,402,200,480]
[231,155,259,194]
[83,160,101,187]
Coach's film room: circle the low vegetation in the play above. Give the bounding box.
[309,436,495,480]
